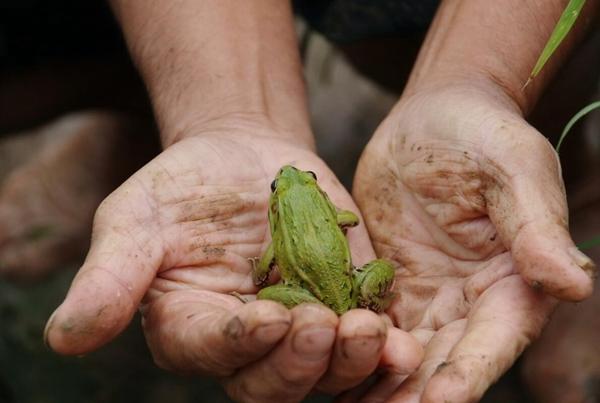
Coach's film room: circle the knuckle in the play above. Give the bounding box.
[92,194,118,226]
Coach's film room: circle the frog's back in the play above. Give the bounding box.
[274,184,354,313]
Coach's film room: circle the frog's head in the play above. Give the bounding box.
[268,165,318,231]
[271,165,317,194]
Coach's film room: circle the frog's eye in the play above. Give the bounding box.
[270,179,278,192]
[307,171,317,180]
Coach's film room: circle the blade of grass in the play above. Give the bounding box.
[556,100,600,152]
[577,235,600,250]
[559,101,600,251]
[525,0,586,87]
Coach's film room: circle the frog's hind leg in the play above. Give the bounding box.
[251,242,275,286]
[257,284,323,309]
[336,208,359,230]
[353,259,396,313]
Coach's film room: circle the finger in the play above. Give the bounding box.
[463,252,514,303]
[484,129,595,301]
[142,290,291,376]
[223,304,338,403]
[44,188,163,355]
[380,327,425,374]
[421,275,556,403]
[334,327,426,403]
[317,309,387,394]
[364,320,466,403]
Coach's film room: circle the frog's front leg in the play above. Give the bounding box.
[353,259,396,313]
[257,284,322,309]
[251,242,275,286]
[336,208,359,230]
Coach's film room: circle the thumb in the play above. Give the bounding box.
[484,131,595,301]
[44,191,163,355]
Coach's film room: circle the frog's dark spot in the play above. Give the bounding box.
[202,246,226,257]
[489,233,497,242]
[224,316,245,340]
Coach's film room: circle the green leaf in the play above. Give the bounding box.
[526,0,586,86]
[556,100,600,152]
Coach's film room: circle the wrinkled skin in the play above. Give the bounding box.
[44,122,424,403]
[348,84,595,403]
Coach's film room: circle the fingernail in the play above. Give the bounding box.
[43,309,58,349]
[253,320,291,344]
[568,247,597,279]
[292,327,336,361]
[342,333,385,359]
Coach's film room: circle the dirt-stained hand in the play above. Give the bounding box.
[348,84,596,403]
[44,122,423,403]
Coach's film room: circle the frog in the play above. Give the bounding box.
[252,165,395,315]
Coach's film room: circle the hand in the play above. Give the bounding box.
[350,83,596,402]
[44,120,423,403]
[0,111,153,279]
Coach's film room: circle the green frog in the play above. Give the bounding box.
[252,165,395,315]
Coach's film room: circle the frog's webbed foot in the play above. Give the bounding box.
[336,209,359,231]
[353,259,396,313]
[257,284,323,309]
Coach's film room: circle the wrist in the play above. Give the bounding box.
[161,111,316,150]
[401,73,524,118]
[404,60,531,117]
[403,0,600,116]
[111,0,313,149]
